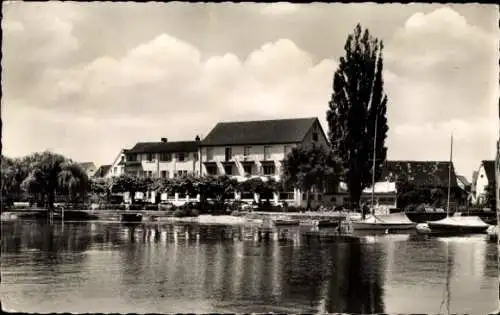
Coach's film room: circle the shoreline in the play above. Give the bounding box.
[1,209,353,225]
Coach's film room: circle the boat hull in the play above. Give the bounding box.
[351,221,416,231]
[405,212,448,223]
[426,222,489,234]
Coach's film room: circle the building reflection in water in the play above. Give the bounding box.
[2,221,497,314]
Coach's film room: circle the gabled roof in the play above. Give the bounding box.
[381,160,458,187]
[94,165,111,177]
[456,175,470,187]
[128,141,199,154]
[482,160,495,182]
[201,117,319,146]
[79,162,96,171]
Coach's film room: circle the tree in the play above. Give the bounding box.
[282,144,342,210]
[19,151,88,212]
[326,24,389,214]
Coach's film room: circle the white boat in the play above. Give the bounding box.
[418,134,490,236]
[423,216,490,235]
[351,213,416,231]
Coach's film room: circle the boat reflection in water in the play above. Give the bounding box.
[1,221,497,314]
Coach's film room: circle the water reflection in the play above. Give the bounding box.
[1,221,497,314]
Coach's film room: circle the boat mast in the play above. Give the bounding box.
[446,133,453,218]
[371,112,378,216]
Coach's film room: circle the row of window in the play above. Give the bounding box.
[207,145,294,162]
[127,152,197,162]
[206,164,276,176]
[138,170,190,178]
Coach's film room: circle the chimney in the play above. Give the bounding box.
[161,137,168,143]
[195,135,201,142]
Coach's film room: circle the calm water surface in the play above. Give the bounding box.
[1,220,498,314]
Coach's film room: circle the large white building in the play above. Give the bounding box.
[199,117,330,206]
[124,137,201,179]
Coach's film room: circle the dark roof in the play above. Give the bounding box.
[79,162,96,170]
[201,117,319,146]
[128,141,199,154]
[482,160,495,182]
[94,165,111,177]
[456,175,470,187]
[381,160,458,187]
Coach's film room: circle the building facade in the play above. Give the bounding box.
[199,117,330,206]
[472,160,495,206]
[124,138,200,179]
[106,149,129,178]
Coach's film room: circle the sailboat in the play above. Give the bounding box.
[416,134,490,235]
[351,100,416,231]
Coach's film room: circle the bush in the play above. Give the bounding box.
[173,209,185,217]
[144,204,159,211]
[190,209,200,217]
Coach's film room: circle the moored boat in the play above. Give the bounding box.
[351,213,416,231]
[426,216,489,234]
[417,134,490,236]
[315,219,340,228]
[273,217,300,226]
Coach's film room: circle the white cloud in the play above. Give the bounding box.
[4,33,337,165]
[259,3,300,16]
[2,4,497,179]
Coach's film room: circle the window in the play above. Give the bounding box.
[243,146,251,160]
[146,171,153,178]
[120,156,125,163]
[206,148,214,161]
[263,146,272,160]
[146,153,154,161]
[225,147,232,161]
[312,132,319,142]
[161,171,167,178]
[206,166,217,175]
[243,164,252,175]
[263,164,275,175]
[113,167,117,173]
[128,154,137,161]
[177,153,185,162]
[177,170,183,177]
[183,170,188,176]
[224,165,233,175]
[159,153,172,162]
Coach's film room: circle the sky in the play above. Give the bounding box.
[2,2,499,180]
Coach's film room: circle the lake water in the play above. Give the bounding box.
[1,220,498,314]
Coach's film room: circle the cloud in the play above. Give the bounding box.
[259,3,300,15]
[2,4,497,178]
[4,32,338,164]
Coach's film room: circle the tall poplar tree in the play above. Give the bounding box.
[326,24,389,213]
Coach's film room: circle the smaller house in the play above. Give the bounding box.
[79,162,97,178]
[94,165,112,178]
[472,160,495,206]
[125,137,200,179]
[106,149,129,178]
